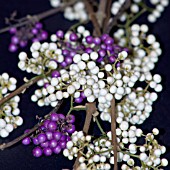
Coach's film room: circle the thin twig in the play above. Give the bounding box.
[0,0,77,34]
[73,102,97,170]
[0,71,51,106]
[83,0,101,36]
[0,100,63,150]
[106,0,131,34]
[111,98,118,170]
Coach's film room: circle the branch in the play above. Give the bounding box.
[73,102,97,170]
[83,0,101,36]
[0,71,51,106]
[103,0,112,33]
[0,100,63,150]
[111,98,118,170]
[97,0,107,27]
[105,0,131,34]
[0,0,77,34]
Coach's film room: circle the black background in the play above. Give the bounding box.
[0,0,170,170]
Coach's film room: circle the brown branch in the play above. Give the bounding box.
[97,0,107,27]
[105,0,131,34]
[73,102,97,170]
[111,98,118,170]
[83,0,101,36]
[0,0,78,34]
[0,100,63,150]
[103,0,112,33]
[0,71,51,106]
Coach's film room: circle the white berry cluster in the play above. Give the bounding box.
[30,50,135,111]
[63,129,168,169]
[148,0,169,23]
[116,87,159,125]
[63,131,112,170]
[0,73,17,94]
[111,0,169,24]
[121,128,168,169]
[114,24,161,76]
[50,0,88,21]
[18,42,59,75]
[0,73,23,138]
[64,1,88,21]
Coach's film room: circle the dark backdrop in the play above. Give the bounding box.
[0,0,170,170]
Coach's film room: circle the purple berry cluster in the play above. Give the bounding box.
[52,30,129,68]
[9,22,48,52]
[22,113,75,157]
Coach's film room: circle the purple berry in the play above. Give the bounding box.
[60,135,67,141]
[46,131,53,140]
[53,145,61,154]
[9,27,17,34]
[41,31,48,40]
[101,34,109,41]
[106,45,113,51]
[40,141,49,148]
[98,49,106,57]
[100,44,107,50]
[35,22,43,29]
[65,56,73,65]
[32,137,39,145]
[47,121,57,131]
[60,61,67,67]
[66,136,71,142]
[49,139,58,148]
[62,49,69,56]
[66,115,75,124]
[43,147,52,156]
[85,47,93,54]
[105,37,114,45]
[50,113,59,122]
[20,40,27,47]
[43,119,50,128]
[32,28,38,35]
[116,62,121,68]
[109,56,116,63]
[58,114,65,120]
[56,30,64,39]
[11,36,19,44]
[67,124,75,134]
[53,131,62,141]
[75,97,83,103]
[32,147,43,157]
[59,141,66,149]
[81,92,86,99]
[22,137,31,145]
[37,133,47,143]
[9,44,18,52]
[51,71,60,78]
[40,125,46,131]
[93,37,101,45]
[69,33,78,41]
[70,51,76,57]
[97,57,104,63]
[86,36,93,44]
